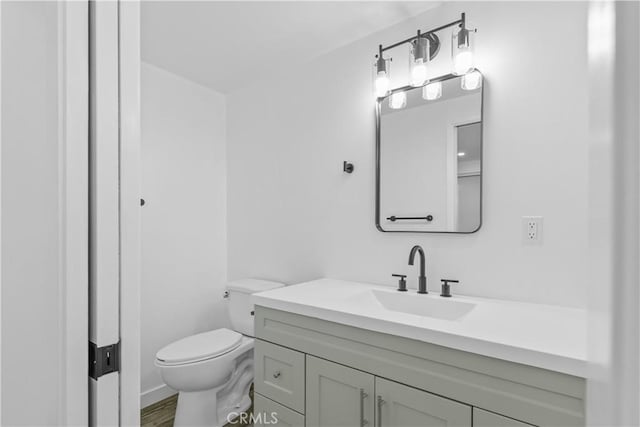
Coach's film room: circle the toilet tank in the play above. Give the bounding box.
[226,279,285,336]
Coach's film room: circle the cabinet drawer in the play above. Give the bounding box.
[255,339,305,413]
[254,393,305,427]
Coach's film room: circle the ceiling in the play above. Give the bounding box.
[141,1,439,93]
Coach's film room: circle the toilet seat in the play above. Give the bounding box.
[156,328,242,366]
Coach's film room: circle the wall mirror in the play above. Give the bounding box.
[376,73,483,233]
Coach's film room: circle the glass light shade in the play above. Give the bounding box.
[373,58,391,98]
[410,60,428,87]
[389,92,407,109]
[451,27,475,75]
[409,37,430,87]
[422,81,442,100]
[461,70,482,90]
[375,73,390,98]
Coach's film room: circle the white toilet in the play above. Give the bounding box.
[155,279,285,427]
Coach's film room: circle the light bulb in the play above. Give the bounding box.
[451,26,475,75]
[461,70,482,90]
[458,152,466,157]
[422,81,442,101]
[409,34,430,87]
[375,72,390,98]
[373,46,391,98]
[410,60,428,87]
[389,92,407,109]
[453,51,474,75]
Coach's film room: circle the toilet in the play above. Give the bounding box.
[155,279,285,427]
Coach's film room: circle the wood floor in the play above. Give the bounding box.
[141,394,178,427]
[141,388,253,427]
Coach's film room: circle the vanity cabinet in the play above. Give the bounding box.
[254,306,586,427]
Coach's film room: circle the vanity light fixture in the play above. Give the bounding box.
[458,152,466,157]
[461,70,482,90]
[389,91,407,109]
[374,13,478,99]
[373,45,391,98]
[409,30,430,87]
[422,81,442,100]
[451,16,476,76]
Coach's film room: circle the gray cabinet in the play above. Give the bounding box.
[255,307,585,426]
[254,394,305,427]
[306,355,375,427]
[254,339,306,413]
[376,377,472,427]
[473,408,534,427]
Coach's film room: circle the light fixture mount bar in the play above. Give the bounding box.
[387,73,458,96]
[380,13,465,53]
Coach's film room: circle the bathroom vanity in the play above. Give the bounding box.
[252,279,586,427]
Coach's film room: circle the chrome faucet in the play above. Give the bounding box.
[408,245,427,294]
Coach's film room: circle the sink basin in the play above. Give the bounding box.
[372,290,476,321]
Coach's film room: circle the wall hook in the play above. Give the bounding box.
[343,161,354,174]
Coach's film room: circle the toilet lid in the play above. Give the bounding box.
[156,328,243,365]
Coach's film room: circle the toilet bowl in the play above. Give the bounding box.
[155,279,284,427]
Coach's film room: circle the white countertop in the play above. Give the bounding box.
[252,278,588,377]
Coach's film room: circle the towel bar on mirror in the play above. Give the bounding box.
[387,215,433,222]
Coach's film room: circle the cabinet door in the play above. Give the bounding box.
[376,378,471,427]
[306,355,375,427]
[473,408,534,427]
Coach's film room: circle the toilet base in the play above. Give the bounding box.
[174,388,220,427]
[173,388,252,427]
[221,394,252,426]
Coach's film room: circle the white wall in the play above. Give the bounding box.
[141,62,228,405]
[227,2,589,308]
[1,2,63,424]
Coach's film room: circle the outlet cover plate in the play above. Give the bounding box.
[522,216,543,245]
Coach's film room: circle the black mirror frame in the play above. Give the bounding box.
[375,70,485,234]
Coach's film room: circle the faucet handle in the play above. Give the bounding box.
[440,279,459,297]
[392,274,408,292]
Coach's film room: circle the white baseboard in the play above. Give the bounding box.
[141,384,177,409]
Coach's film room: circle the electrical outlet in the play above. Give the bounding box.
[522,216,543,244]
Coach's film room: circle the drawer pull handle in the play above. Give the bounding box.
[377,396,385,427]
[272,371,281,379]
[360,388,368,427]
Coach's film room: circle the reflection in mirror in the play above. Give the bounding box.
[376,73,482,233]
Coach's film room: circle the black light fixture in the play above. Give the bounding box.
[373,13,478,105]
[451,13,476,76]
[373,45,391,98]
[409,30,430,87]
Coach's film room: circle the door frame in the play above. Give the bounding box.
[586,1,640,425]
[88,1,141,425]
[118,1,142,424]
[59,1,90,424]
